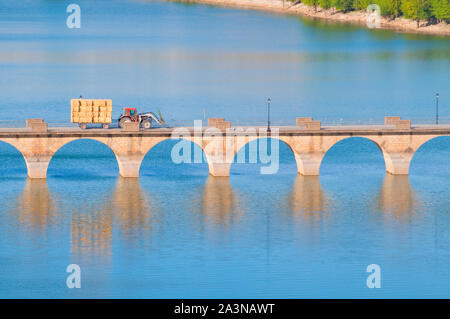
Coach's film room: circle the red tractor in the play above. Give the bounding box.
[118,107,166,129]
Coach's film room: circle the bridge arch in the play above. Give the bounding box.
[47,138,120,177]
[139,137,209,177]
[320,136,386,175]
[0,139,28,177]
[410,135,450,176]
[230,136,297,176]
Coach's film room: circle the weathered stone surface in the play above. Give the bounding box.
[296,117,313,126]
[29,122,47,133]
[122,122,140,132]
[384,116,401,125]
[26,119,43,128]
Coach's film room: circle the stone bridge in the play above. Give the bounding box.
[0,118,449,178]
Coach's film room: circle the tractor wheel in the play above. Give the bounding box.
[142,119,152,129]
[119,117,131,128]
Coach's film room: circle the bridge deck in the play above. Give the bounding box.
[0,125,450,137]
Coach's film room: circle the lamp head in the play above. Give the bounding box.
[436,93,439,99]
[267,98,271,104]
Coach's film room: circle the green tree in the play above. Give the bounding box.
[429,0,450,22]
[354,0,371,10]
[375,0,401,17]
[318,0,333,9]
[401,0,430,27]
[303,0,320,12]
[333,0,355,11]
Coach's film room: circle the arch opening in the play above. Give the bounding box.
[140,138,209,178]
[320,137,386,177]
[410,136,450,177]
[47,139,119,178]
[0,140,27,178]
[231,137,297,176]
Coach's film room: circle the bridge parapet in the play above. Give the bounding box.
[384,116,411,129]
[296,117,321,130]
[207,118,231,131]
[26,119,47,133]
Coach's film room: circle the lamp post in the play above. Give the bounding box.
[267,98,271,133]
[435,93,439,125]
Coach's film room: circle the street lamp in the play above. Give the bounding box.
[435,93,439,125]
[267,98,271,133]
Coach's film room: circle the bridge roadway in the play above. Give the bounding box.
[0,124,449,178]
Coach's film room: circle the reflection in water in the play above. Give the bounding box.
[112,178,157,239]
[15,179,58,229]
[71,177,159,256]
[374,175,419,219]
[201,177,241,227]
[284,175,330,248]
[289,175,328,220]
[71,201,113,257]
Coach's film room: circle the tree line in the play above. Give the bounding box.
[299,0,449,27]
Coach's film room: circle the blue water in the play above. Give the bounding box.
[0,0,449,298]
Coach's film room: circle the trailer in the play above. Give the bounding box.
[71,99,112,129]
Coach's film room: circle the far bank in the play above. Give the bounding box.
[170,0,450,36]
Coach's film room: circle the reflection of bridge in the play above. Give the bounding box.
[0,123,449,178]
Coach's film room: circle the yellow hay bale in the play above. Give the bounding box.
[70,98,113,124]
[71,100,80,110]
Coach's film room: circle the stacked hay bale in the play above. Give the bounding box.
[71,99,112,124]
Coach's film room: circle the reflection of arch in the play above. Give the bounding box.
[203,177,237,216]
[70,185,114,256]
[48,138,119,176]
[409,136,450,175]
[14,179,57,229]
[289,175,327,216]
[0,139,28,176]
[201,176,242,229]
[320,136,385,174]
[374,175,418,218]
[112,177,157,237]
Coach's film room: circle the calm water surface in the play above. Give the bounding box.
[0,0,449,298]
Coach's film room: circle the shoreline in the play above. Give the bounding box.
[170,0,450,36]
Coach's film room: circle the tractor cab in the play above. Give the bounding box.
[118,106,167,129]
[123,107,138,121]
